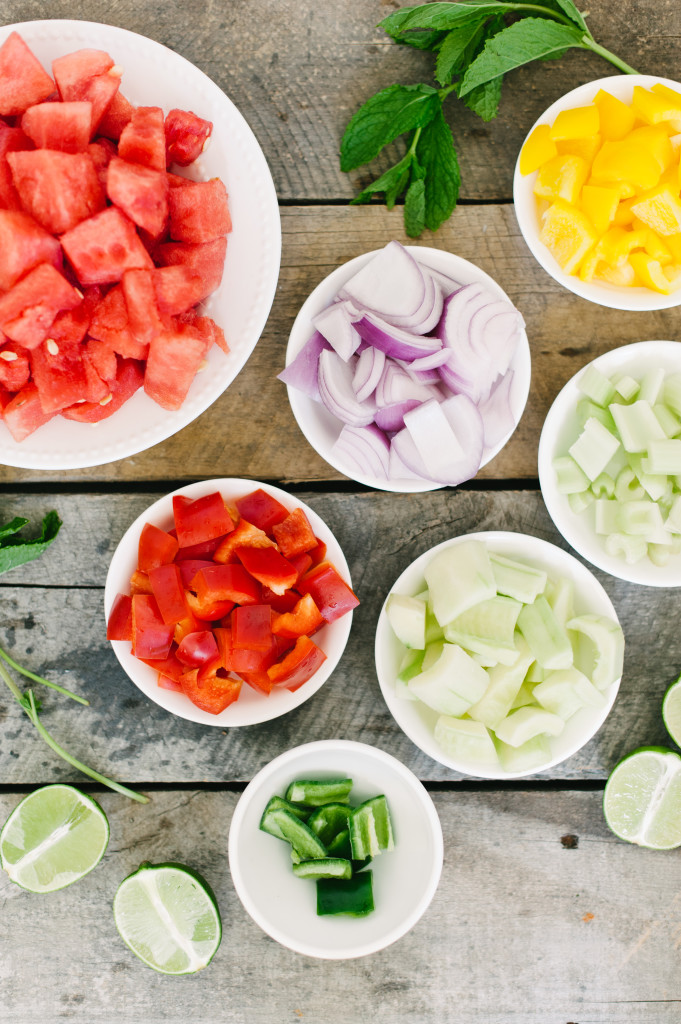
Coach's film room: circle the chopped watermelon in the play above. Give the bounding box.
[118,106,165,171]
[9,149,105,234]
[152,265,206,315]
[62,357,143,422]
[0,209,62,291]
[50,285,101,346]
[52,49,120,133]
[168,178,231,242]
[154,237,227,301]
[60,206,154,285]
[84,337,117,381]
[0,342,30,390]
[3,382,55,440]
[179,311,229,355]
[30,337,89,413]
[0,124,34,211]
[122,269,164,344]
[144,320,206,410]
[81,348,110,402]
[21,101,92,153]
[106,156,168,238]
[88,285,149,359]
[0,33,55,116]
[97,90,134,140]
[165,109,212,167]
[0,263,82,349]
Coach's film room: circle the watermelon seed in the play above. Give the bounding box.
[46,339,59,356]
[110,65,124,77]
[99,395,113,406]
[0,351,17,362]
[197,360,208,373]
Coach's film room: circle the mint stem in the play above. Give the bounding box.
[0,644,89,705]
[506,3,578,28]
[581,37,639,74]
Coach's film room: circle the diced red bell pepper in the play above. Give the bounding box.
[238,671,274,695]
[236,546,298,596]
[308,538,327,566]
[213,518,274,564]
[272,593,324,640]
[184,589,235,622]
[192,563,261,606]
[297,562,359,623]
[173,608,210,646]
[176,630,220,668]
[176,558,214,588]
[106,593,132,641]
[272,507,317,558]
[231,604,272,651]
[157,675,184,692]
[148,563,187,625]
[267,635,327,691]
[260,585,300,614]
[234,489,289,534]
[175,535,228,560]
[172,492,235,548]
[138,522,178,573]
[131,594,174,660]
[179,666,241,715]
[129,569,153,595]
[139,649,184,682]
[288,552,313,582]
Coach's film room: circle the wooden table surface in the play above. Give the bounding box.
[2,2,681,1022]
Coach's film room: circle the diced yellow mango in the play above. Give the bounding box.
[581,184,620,234]
[629,252,674,293]
[594,90,636,141]
[539,199,598,274]
[556,135,602,167]
[519,123,558,175]
[549,105,600,141]
[632,85,681,125]
[595,260,636,287]
[630,183,681,235]
[591,140,661,191]
[627,126,674,173]
[533,154,588,205]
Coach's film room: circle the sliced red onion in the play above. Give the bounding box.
[392,394,484,485]
[424,265,463,297]
[389,442,431,481]
[397,361,443,386]
[317,348,375,426]
[436,285,501,403]
[278,330,330,403]
[355,313,442,362]
[469,301,523,372]
[353,345,385,403]
[340,241,426,321]
[478,370,515,452]
[375,400,424,432]
[375,360,440,409]
[397,348,452,372]
[313,301,361,361]
[331,423,390,480]
[378,268,443,335]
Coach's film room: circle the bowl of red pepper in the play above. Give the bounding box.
[104,478,359,726]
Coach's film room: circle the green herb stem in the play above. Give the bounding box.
[0,657,25,704]
[580,36,639,75]
[0,645,89,705]
[505,3,578,28]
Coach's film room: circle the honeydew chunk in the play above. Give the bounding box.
[568,417,620,481]
[397,648,425,684]
[591,471,615,498]
[544,577,574,630]
[468,636,534,729]
[578,364,616,407]
[511,681,538,709]
[567,614,624,690]
[443,595,522,665]
[614,374,640,401]
[408,643,488,715]
[594,498,619,535]
[639,368,666,406]
[649,543,672,566]
[609,400,665,453]
[434,716,498,765]
[494,706,565,747]
[533,665,605,720]
[517,596,574,670]
[490,553,548,604]
[553,455,590,494]
[645,438,681,475]
[495,734,552,772]
[568,491,595,514]
[424,540,495,626]
[524,659,545,683]
[421,641,444,672]
[604,532,648,563]
[386,593,426,650]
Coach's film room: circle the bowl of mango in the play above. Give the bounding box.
[514,75,681,310]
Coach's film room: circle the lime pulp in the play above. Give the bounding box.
[603,747,681,850]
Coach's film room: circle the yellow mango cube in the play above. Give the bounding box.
[519,123,558,175]
[632,86,681,125]
[556,134,602,167]
[627,126,674,173]
[539,199,598,274]
[630,183,681,235]
[581,184,620,234]
[594,90,636,141]
[533,154,588,205]
[549,105,600,141]
[591,140,661,191]
[629,252,675,293]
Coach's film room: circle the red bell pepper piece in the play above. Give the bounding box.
[175,535,229,559]
[297,562,359,623]
[192,563,261,605]
[131,594,174,660]
[308,538,327,566]
[176,630,220,668]
[149,563,187,624]
[260,585,300,614]
[238,671,274,695]
[213,518,275,564]
[138,522,178,572]
[235,488,289,533]
[288,552,312,582]
[231,604,272,651]
[158,675,184,692]
[236,546,297,596]
[272,593,324,639]
[107,593,133,641]
[129,569,153,595]
[272,507,317,558]
[267,635,327,691]
[184,589,235,621]
[176,558,214,588]
[139,650,185,682]
[179,666,242,715]
[172,492,235,548]
[173,608,210,645]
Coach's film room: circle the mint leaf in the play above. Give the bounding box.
[385,162,413,209]
[388,28,448,51]
[381,1,513,34]
[0,510,62,575]
[340,84,440,172]
[435,22,489,85]
[461,75,503,120]
[404,177,426,237]
[458,18,585,96]
[551,0,589,31]
[350,152,413,206]
[0,517,29,541]
[415,106,460,231]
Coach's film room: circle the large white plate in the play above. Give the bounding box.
[0,20,281,469]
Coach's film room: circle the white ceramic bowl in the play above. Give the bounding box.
[228,740,443,959]
[375,530,623,779]
[539,339,681,586]
[284,246,531,492]
[0,21,280,469]
[513,74,681,310]
[104,479,354,726]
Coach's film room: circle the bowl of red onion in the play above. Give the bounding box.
[280,242,531,492]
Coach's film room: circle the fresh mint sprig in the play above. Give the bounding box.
[340,0,638,236]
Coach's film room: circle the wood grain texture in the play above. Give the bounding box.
[0,490,676,785]
[2,205,681,485]
[1,788,680,1024]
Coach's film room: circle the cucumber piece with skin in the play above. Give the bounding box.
[385,592,426,650]
[286,779,353,807]
[408,643,489,715]
[424,539,495,627]
[567,614,624,690]
[517,596,573,671]
[495,733,552,772]
[434,716,498,765]
[467,635,534,730]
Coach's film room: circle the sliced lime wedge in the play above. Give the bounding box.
[0,784,109,893]
[662,676,681,747]
[113,862,222,974]
[603,747,681,849]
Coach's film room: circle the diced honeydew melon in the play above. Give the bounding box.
[421,641,444,672]
[511,681,538,709]
[590,472,615,498]
[533,667,595,720]
[495,733,552,772]
[385,593,427,649]
[524,659,545,683]
[569,417,620,481]
[544,577,574,631]
[645,439,681,475]
[468,636,534,729]
[576,399,615,432]
[424,540,495,626]
[639,368,665,406]
[649,543,672,566]
[442,630,521,666]
[443,595,522,658]
[490,553,547,604]
[494,705,565,747]
[395,676,420,700]
[470,651,499,668]
[517,596,573,670]
[433,716,498,765]
[407,643,489,715]
[578,364,616,407]
[653,402,681,437]
[604,531,648,563]
[614,467,645,502]
[613,374,640,401]
[567,614,624,690]
[609,400,666,453]
[553,455,590,494]
[397,648,425,684]
[594,498,619,535]
[568,491,595,514]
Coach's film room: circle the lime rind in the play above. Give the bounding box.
[662,676,681,748]
[603,746,681,850]
[0,784,109,893]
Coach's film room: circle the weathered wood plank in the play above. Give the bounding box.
[1,788,679,1024]
[0,490,676,784]
[1,205,680,485]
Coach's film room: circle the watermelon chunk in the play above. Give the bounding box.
[118,106,165,171]
[82,348,110,402]
[87,138,117,185]
[179,311,229,355]
[21,101,92,153]
[0,263,82,349]
[106,156,168,238]
[144,320,206,410]
[168,178,231,242]
[122,269,164,344]
[9,149,105,234]
[165,109,212,167]
[0,341,30,391]
[52,49,120,133]
[30,336,89,413]
[60,206,154,285]
[84,337,117,382]
[62,357,143,422]
[50,285,101,347]
[0,33,55,116]
[153,236,227,301]
[152,265,206,315]
[88,285,149,359]
[0,209,62,291]
[0,124,34,211]
[3,382,55,440]
[98,90,134,140]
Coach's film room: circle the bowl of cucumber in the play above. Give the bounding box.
[375,531,624,779]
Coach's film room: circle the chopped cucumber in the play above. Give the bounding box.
[533,669,592,721]
[517,596,573,671]
[408,643,488,715]
[443,595,522,664]
[567,614,624,690]
[424,539,495,626]
[292,858,352,880]
[433,716,498,765]
[490,553,547,604]
[495,733,552,772]
[467,636,534,729]
[494,706,565,747]
[385,592,426,650]
[286,779,353,807]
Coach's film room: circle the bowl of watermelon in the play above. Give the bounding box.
[0,21,280,469]
[104,479,359,727]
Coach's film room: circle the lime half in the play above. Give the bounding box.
[0,784,109,893]
[662,676,681,747]
[114,862,222,974]
[603,747,681,849]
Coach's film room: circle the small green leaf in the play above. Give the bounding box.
[340,83,440,172]
[435,22,489,85]
[460,76,503,120]
[403,177,426,237]
[381,1,513,35]
[415,105,460,231]
[458,18,585,96]
[388,28,448,51]
[550,0,589,32]
[0,510,62,575]
[0,517,29,541]
[350,152,413,206]
[385,164,413,209]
